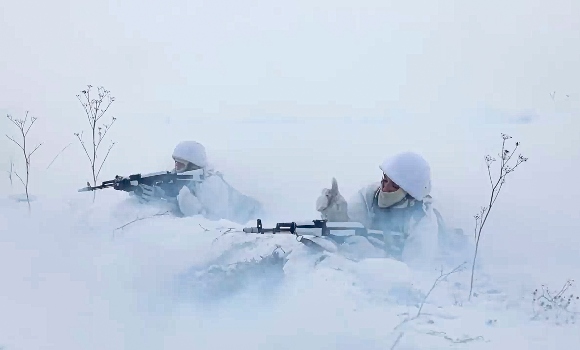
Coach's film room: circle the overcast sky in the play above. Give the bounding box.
[1,0,579,189]
[1,0,578,121]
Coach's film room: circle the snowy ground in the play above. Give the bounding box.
[0,191,578,350]
[1,115,579,350]
[1,2,579,347]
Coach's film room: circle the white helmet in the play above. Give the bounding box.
[172,141,208,169]
[379,151,431,200]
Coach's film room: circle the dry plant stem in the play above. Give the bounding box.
[417,263,466,317]
[389,332,404,350]
[74,85,117,202]
[46,143,72,169]
[5,112,43,212]
[391,263,465,349]
[389,263,464,349]
[212,228,243,243]
[6,157,14,187]
[393,262,466,332]
[114,211,170,231]
[469,134,528,300]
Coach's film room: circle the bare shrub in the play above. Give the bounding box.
[46,142,72,170]
[74,85,117,202]
[5,112,43,212]
[469,133,528,300]
[532,279,578,325]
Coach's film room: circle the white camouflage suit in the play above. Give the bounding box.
[317,152,443,266]
[140,141,263,225]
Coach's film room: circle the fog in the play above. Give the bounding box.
[2,0,579,291]
[2,0,579,280]
[2,0,579,117]
[1,1,579,349]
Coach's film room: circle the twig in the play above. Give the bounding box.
[425,331,484,344]
[417,262,466,317]
[13,171,25,187]
[6,157,14,187]
[389,332,404,350]
[46,143,72,169]
[96,142,115,178]
[212,228,244,244]
[389,262,466,350]
[114,211,170,231]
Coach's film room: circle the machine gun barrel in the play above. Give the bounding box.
[77,179,118,192]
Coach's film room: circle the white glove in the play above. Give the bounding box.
[176,185,203,216]
[136,183,165,203]
[316,177,349,222]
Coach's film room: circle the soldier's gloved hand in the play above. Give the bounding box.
[176,185,203,216]
[137,184,165,202]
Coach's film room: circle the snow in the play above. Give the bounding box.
[1,1,579,348]
[1,115,579,350]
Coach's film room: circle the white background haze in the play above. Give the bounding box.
[1,1,579,349]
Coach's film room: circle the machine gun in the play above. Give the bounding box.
[77,169,204,197]
[243,219,392,240]
[243,218,405,255]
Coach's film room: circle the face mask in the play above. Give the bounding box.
[377,188,407,208]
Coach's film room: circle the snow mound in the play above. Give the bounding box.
[1,192,578,350]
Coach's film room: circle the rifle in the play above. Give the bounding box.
[77,170,204,197]
[243,218,393,241]
[243,219,405,254]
